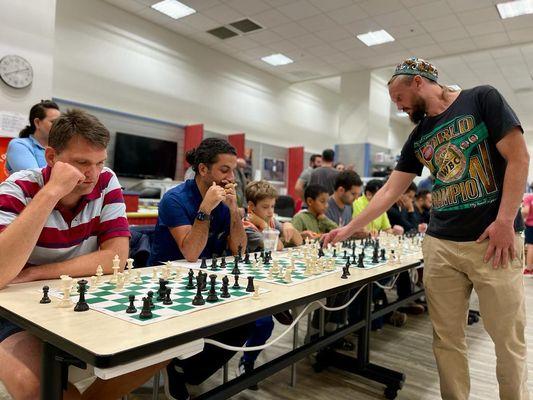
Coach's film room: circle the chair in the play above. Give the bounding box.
[275,195,295,218]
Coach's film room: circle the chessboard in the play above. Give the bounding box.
[48,271,268,326]
[171,236,410,287]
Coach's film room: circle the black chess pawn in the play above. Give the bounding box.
[254,253,258,262]
[139,297,153,319]
[231,258,241,275]
[237,245,243,259]
[157,278,169,301]
[74,280,89,312]
[260,250,265,261]
[380,248,386,261]
[147,291,155,308]
[332,248,337,258]
[200,257,207,269]
[244,250,251,264]
[246,276,255,293]
[186,270,195,289]
[206,275,219,302]
[345,260,351,276]
[220,276,231,298]
[162,288,173,305]
[357,253,365,268]
[343,250,348,260]
[232,274,241,289]
[201,272,208,291]
[126,295,137,313]
[372,250,379,264]
[40,285,51,304]
[192,275,205,306]
[318,243,325,258]
[341,266,348,279]
[221,256,227,268]
[210,255,218,270]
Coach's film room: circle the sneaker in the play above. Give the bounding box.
[163,359,190,400]
[398,303,425,315]
[273,310,293,325]
[237,357,259,390]
[388,311,407,327]
[523,268,533,277]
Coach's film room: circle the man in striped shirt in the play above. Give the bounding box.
[0,109,165,399]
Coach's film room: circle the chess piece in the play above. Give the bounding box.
[231,259,241,275]
[151,268,158,282]
[232,274,240,289]
[134,271,142,284]
[126,258,134,275]
[252,286,260,300]
[89,276,97,292]
[147,291,155,308]
[221,256,227,268]
[74,280,89,312]
[139,297,153,319]
[220,276,230,298]
[341,266,348,279]
[381,248,386,261]
[210,256,218,271]
[206,275,219,302]
[163,288,173,305]
[244,250,251,264]
[246,276,255,293]
[201,272,208,291]
[192,275,205,306]
[96,265,104,284]
[186,269,195,289]
[158,279,169,301]
[40,286,51,304]
[200,257,207,269]
[110,255,120,283]
[357,253,365,268]
[126,295,137,313]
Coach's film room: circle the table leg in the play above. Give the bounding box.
[40,342,65,400]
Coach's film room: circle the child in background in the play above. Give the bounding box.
[522,194,533,277]
[291,184,338,238]
[238,180,301,389]
[243,180,302,252]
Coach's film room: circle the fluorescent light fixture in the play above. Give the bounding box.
[151,0,196,20]
[261,53,294,66]
[357,30,395,47]
[496,0,533,19]
[396,112,409,118]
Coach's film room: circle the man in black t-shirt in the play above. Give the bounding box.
[324,57,529,400]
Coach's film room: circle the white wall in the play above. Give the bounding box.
[0,0,56,122]
[53,0,343,153]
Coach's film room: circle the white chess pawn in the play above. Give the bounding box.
[252,286,260,300]
[134,270,142,284]
[284,268,292,283]
[126,258,134,274]
[95,265,104,284]
[151,268,158,281]
[89,276,97,292]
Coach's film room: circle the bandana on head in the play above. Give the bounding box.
[392,57,438,82]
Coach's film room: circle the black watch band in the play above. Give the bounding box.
[196,210,210,221]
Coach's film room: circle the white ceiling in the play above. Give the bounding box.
[103,0,533,131]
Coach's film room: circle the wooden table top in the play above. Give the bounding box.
[0,253,422,366]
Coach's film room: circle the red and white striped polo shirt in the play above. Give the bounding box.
[0,166,130,266]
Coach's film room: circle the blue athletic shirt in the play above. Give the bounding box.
[148,179,231,265]
[6,135,46,174]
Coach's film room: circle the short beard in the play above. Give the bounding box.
[409,96,427,124]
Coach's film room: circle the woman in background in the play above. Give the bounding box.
[6,100,60,173]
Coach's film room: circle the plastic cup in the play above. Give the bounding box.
[262,228,280,253]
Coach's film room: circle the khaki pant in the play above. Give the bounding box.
[422,234,529,400]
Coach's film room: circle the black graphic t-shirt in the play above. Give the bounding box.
[395,85,524,241]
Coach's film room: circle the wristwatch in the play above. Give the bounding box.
[196,210,210,221]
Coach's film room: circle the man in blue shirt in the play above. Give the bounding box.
[150,138,249,400]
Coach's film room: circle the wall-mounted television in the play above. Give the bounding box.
[113,132,177,179]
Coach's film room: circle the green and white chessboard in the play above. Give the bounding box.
[49,275,267,326]
[173,245,389,287]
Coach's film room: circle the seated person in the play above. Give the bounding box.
[326,170,362,227]
[387,182,424,235]
[243,180,302,252]
[291,184,338,239]
[6,100,60,174]
[148,138,251,400]
[0,109,164,399]
[238,180,302,388]
[353,179,404,236]
[414,189,431,227]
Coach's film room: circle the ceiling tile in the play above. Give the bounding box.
[465,21,505,37]
[371,42,407,56]
[430,26,469,42]
[309,0,354,12]
[167,21,200,35]
[314,26,353,41]
[471,32,511,49]
[264,0,300,7]
[105,0,146,13]
[439,38,477,54]
[507,27,533,45]
[307,43,344,57]
[373,9,417,28]
[331,36,366,51]
[181,13,220,30]
[387,23,427,39]
[290,33,325,48]
[297,13,339,32]
[446,0,496,13]
[201,4,244,24]
[407,44,445,58]
[250,8,291,28]
[399,34,435,48]
[271,22,308,38]
[327,4,370,24]
[243,30,280,45]
[457,6,500,25]
[268,39,299,53]
[225,0,273,15]
[137,7,175,25]
[409,1,453,20]
[344,18,382,35]
[502,14,533,31]
[178,0,220,11]
[224,36,260,50]
[420,15,461,32]
[400,0,435,7]
[320,51,352,64]
[358,0,404,16]
[490,47,522,59]
[277,0,322,21]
